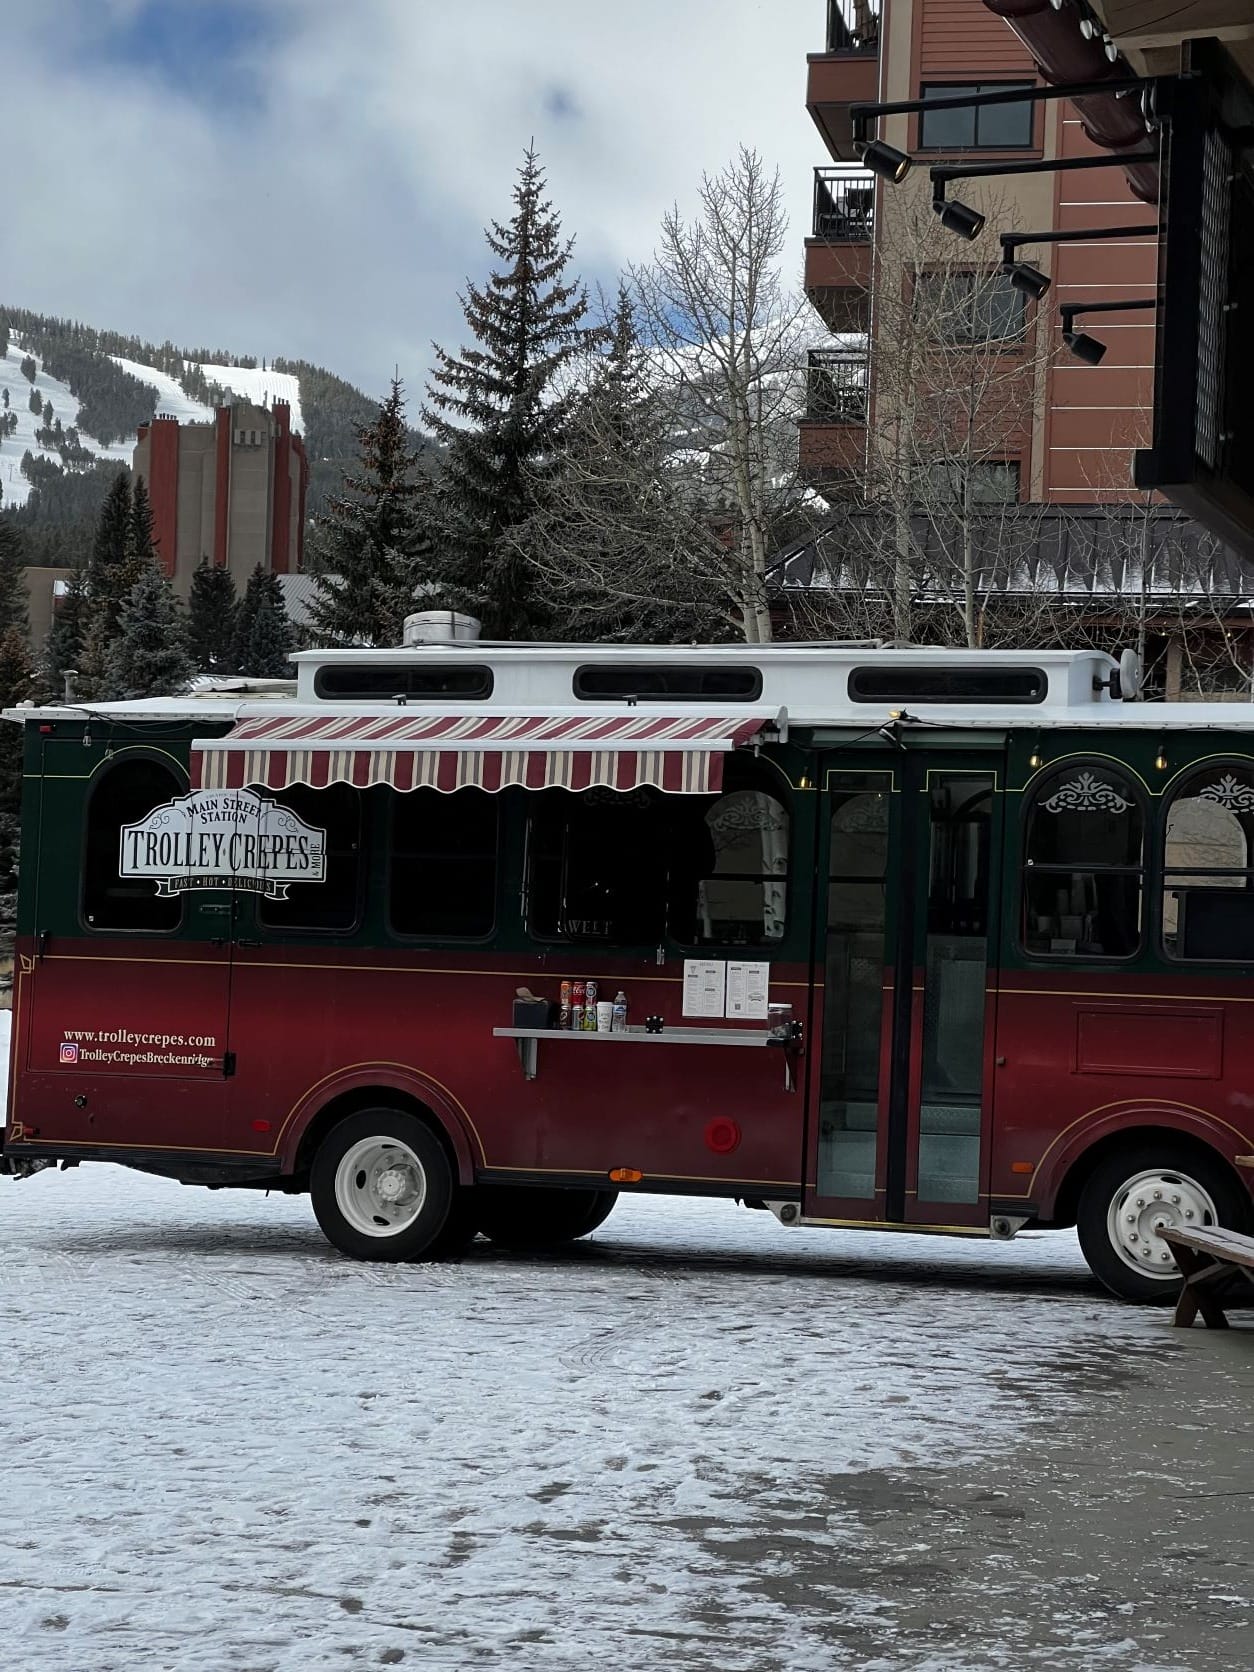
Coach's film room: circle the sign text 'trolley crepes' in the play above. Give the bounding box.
[118,789,327,898]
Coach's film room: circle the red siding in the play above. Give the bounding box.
[213,408,231,570]
[919,0,1035,76]
[147,418,179,577]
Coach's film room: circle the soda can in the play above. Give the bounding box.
[571,1003,584,1032]
[572,980,586,1006]
[559,980,572,1030]
[583,981,598,1030]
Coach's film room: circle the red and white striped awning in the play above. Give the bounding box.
[191,710,785,795]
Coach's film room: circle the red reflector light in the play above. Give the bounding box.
[251,1119,271,1134]
[609,1167,643,1183]
[39,725,53,734]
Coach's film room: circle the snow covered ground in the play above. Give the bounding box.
[0,1139,1181,1672]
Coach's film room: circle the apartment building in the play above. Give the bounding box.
[132,398,308,596]
[800,0,1158,505]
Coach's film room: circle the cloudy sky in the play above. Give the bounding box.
[11,0,822,401]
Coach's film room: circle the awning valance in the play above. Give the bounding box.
[190,710,785,796]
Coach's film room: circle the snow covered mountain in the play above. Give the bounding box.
[0,307,422,555]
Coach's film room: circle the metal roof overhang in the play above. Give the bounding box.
[190,709,788,796]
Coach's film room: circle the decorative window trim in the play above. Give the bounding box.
[1195,773,1254,814]
[1040,772,1131,815]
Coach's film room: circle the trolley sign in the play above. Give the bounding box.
[118,789,326,899]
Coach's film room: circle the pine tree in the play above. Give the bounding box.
[422,146,592,639]
[97,558,194,700]
[28,387,40,416]
[3,388,9,410]
[41,565,88,703]
[79,470,133,694]
[188,560,239,672]
[0,626,33,945]
[41,398,53,427]
[308,378,424,646]
[235,564,295,676]
[512,284,723,642]
[0,516,30,641]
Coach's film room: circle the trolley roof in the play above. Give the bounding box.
[7,644,1254,732]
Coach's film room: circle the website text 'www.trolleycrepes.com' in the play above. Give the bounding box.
[57,1029,219,1070]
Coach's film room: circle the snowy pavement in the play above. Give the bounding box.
[8,1159,1244,1671]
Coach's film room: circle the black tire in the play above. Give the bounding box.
[476,1186,618,1252]
[1076,1142,1250,1303]
[310,1108,454,1262]
[426,1188,481,1259]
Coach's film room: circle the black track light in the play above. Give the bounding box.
[1064,329,1107,366]
[935,198,986,241]
[858,138,911,184]
[1006,261,1051,300]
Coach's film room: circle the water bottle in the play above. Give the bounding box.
[612,990,628,1032]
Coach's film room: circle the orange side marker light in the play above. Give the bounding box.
[1010,1161,1034,1175]
[609,1167,643,1183]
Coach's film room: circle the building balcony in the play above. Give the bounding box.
[804,168,873,332]
[798,349,868,482]
[806,1,881,162]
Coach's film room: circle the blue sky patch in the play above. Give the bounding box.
[81,0,276,111]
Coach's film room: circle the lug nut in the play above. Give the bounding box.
[1135,1197,1145,1207]
[1153,1190,1162,1200]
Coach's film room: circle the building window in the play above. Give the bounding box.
[1022,763,1144,959]
[913,460,1021,505]
[918,83,1035,151]
[258,784,362,933]
[1161,764,1254,962]
[83,757,183,933]
[915,272,1027,344]
[389,788,497,938]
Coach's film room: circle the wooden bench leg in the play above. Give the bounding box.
[1170,1246,1232,1328]
[1172,1284,1201,1328]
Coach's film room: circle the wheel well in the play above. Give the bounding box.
[291,1088,461,1185]
[1049,1125,1245,1230]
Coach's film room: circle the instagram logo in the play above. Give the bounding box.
[58,1042,79,1065]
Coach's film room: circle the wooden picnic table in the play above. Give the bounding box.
[1157,1225,1254,1328]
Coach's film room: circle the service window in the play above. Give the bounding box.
[1161,764,1254,961]
[389,788,497,938]
[1022,763,1144,959]
[259,784,362,933]
[83,757,184,932]
[526,788,672,944]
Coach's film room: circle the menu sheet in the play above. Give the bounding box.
[682,959,727,1018]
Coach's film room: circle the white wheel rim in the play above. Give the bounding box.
[334,1137,427,1238]
[1106,1167,1218,1280]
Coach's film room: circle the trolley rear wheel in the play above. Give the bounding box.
[477,1186,617,1252]
[1076,1142,1249,1303]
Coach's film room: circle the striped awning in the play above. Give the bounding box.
[190,710,785,795]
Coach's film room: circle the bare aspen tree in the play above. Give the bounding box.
[628,148,816,644]
[854,187,1059,646]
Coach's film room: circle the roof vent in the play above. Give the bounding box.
[403,610,481,646]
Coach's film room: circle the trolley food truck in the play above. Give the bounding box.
[4,639,1254,1301]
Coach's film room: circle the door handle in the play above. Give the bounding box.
[234,938,262,949]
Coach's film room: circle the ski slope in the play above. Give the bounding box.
[0,341,133,508]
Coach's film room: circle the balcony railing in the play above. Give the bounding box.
[826,0,880,53]
[813,167,874,242]
[806,350,868,423]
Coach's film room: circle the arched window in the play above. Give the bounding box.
[1022,762,1143,959]
[1161,762,1254,961]
[694,782,790,944]
[83,755,183,932]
